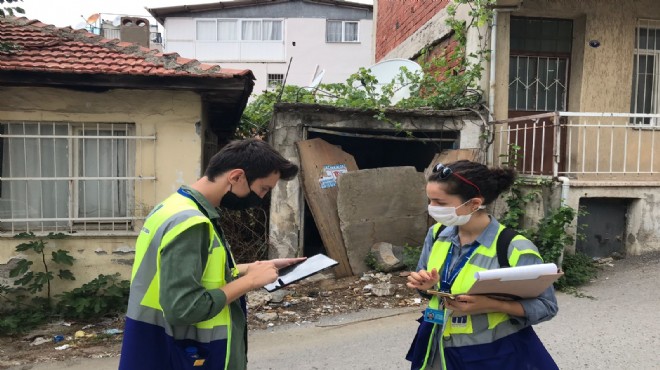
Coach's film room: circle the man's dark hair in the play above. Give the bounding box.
[205,139,299,182]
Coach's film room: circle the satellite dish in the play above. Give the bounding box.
[74,21,87,30]
[85,13,100,25]
[302,69,325,93]
[112,15,122,27]
[354,59,423,104]
[310,69,325,89]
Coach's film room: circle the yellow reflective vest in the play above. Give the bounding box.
[121,192,237,369]
[418,223,542,370]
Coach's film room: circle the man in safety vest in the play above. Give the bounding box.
[119,139,303,370]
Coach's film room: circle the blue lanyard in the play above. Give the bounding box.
[440,242,479,292]
[176,188,248,314]
[176,188,233,268]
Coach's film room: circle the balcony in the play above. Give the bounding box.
[491,112,660,181]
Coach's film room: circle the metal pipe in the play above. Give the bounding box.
[489,9,498,121]
[557,176,570,206]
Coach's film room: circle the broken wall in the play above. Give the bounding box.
[337,167,427,274]
[268,103,485,263]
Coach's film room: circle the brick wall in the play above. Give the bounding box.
[418,34,462,79]
[376,0,451,61]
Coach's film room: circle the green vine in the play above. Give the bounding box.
[237,0,495,139]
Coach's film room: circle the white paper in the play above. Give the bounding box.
[474,263,558,281]
[263,254,338,292]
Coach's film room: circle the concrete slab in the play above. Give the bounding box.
[337,167,427,274]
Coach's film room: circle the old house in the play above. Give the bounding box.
[147,0,374,95]
[0,17,253,290]
[375,0,660,258]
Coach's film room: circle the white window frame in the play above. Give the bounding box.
[0,121,156,235]
[631,20,660,125]
[326,20,360,43]
[195,18,283,42]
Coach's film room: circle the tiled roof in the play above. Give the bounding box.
[0,17,254,79]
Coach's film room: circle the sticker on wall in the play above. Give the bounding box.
[319,164,348,189]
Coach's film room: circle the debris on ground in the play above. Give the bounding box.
[246,271,423,330]
[0,270,422,367]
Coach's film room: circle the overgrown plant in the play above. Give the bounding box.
[0,233,130,336]
[402,245,423,271]
[6,232,74,306]
[237,0,495,139]
[56,273,130,319]
[0,0,25,53]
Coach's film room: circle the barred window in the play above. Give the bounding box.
[267,73,284,88]
[631,20,660,124]
[0,122,156,234]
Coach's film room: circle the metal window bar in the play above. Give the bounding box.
[508,56,569,111]
[0,121,156,234]
[631,20,660,125]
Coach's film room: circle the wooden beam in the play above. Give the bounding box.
[296,138,357,277]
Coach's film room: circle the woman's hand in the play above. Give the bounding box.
[406,269,440,291]
[445,295,525,317]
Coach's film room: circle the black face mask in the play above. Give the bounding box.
[220,186,263,210]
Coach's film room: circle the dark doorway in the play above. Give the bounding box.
[576,198,628,258]
[301,128,458,257]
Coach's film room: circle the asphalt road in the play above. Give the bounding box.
[13,252,660,370]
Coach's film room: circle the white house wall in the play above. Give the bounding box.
[163,17,373,95]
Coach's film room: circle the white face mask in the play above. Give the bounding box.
[428,200,481,226]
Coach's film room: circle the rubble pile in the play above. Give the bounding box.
[246,271,423,329]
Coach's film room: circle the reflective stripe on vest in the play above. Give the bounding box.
[419,223,543,368]
[126,193,234,367]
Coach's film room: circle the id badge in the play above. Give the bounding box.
[423,307,445,325]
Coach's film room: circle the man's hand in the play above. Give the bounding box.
[406,269,440,291]
[243,261,279,289]
[271,257,306,270]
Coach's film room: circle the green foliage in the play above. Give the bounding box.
[8,232,73,300]
[236,85,316,138]
[0,304,49,336]
[0,0,24,17]
[364,251,381,271]
[533,206,578,265]
[56,273,130,320]
[554,252,599,292]
[236,0,495,139]
[0,233,130,336]
[0,0,25,53]
[403,245,423,271]
[500,168,596,292]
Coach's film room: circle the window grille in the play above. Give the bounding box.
[0,122,156,234]
[267,73,284,88]
[326,20,359,43]
[631,19,660,125]
[508,56,569,111]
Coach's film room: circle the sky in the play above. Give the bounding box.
[19,0,373,29]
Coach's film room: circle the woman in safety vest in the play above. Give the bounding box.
[405,160,559,370]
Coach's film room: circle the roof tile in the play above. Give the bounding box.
[0,17,254,80]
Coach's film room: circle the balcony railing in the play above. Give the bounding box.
[491,112,660,179]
